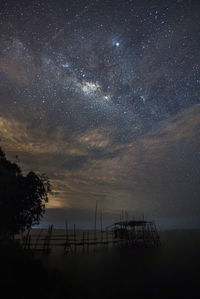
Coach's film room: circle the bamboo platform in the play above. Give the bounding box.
[18,220,161,255]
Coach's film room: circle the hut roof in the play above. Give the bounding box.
[114,220,153,227]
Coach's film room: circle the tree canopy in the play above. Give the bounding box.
[0,147,51,237]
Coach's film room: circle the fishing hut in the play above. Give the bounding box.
[109,220,161,248]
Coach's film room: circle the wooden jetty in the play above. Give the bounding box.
[18,218,161,255]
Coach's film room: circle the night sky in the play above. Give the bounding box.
[1,0,200,229]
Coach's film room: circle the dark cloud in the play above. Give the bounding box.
[62,155,88,170]
[1,105,200,227]
[1,0,200,228]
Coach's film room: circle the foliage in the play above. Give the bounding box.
[0,147,51,237]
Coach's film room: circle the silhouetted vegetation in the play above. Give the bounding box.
[0,147,51,239]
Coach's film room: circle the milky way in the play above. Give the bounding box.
[1,0,200,228]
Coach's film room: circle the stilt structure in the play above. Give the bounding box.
[18,216,161,255]
[109,220,161,248]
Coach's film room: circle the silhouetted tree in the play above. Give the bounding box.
[0,147,51,238]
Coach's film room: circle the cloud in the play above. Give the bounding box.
[1,104,200,222]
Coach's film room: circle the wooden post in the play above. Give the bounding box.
[64,220,68,255]
[100,209,103,233]
[44,224,53,254]
[28,234,31,250]
[125,211,129,222]
[94,201,98,254]
[106,228,108,250]
[94,201,98,242]
[26,229,31,250]
[82,232,85,254]
[100,210,103,248]
[49,225,53,253]
[87,230,89,254]
[34,229,43,251]
[74,224,76,255]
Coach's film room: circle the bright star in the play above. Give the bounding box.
[104,95,111,101]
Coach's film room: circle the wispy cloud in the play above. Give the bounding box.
[1,105,200,220]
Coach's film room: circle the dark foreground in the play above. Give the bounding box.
[1,230,200,298]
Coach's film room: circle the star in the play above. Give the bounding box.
[0,0,200,229]
[62,63,70,68]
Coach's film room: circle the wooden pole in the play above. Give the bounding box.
[28,234,31,250]
[74,224,76,255]
[87,230,89,254]
[82,232,85,254]
[94,201,98,254]
[64,220,68,254]
[106,228,108,250]
[125,211,128,222]
[94,201,98,242]
[34,229,43,251]
[26,229,31,250]
[100,209,103,233]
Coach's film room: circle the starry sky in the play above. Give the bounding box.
[1,0,200,229]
